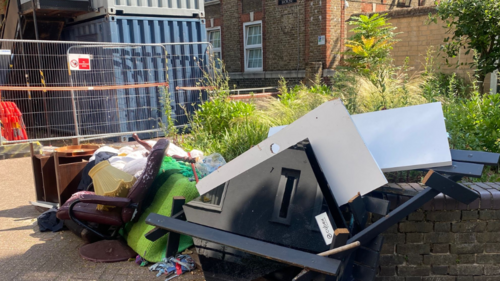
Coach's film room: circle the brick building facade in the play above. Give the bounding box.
[204,0,434,88]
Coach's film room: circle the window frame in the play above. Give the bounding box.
[243,21,263,72]
[207,27,222,60]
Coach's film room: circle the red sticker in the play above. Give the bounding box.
[79,58,90,70]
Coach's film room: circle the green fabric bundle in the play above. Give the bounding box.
[160,156,199,179]
[123,170,200,262]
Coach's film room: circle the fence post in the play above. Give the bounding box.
[69,81,80,140]
[66,47,80,140]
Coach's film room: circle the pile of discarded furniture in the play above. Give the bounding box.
[41,99,500,281]
[144,100,499,281]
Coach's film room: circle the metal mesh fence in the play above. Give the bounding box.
[0,40,212,145]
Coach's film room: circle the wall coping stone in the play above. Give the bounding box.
[348,6,438,21]
[377,182,500,211]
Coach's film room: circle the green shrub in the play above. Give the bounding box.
[445,92,500,153]
[193,98,256,137]
[421,72,470,103]
[182,97,265,161]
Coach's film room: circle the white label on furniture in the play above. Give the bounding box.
[316,212,334,245]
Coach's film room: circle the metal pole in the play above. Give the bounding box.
[69,72,80,139]
[15,0,36,130]
[30,0,52,138]
[30,0,40,41]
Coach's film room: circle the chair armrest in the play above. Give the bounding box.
[79,195,132,208]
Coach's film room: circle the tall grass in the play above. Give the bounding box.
[174,47,482,166]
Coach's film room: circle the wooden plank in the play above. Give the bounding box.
[348,187,440,246]
[41,156,58,203]
[424,161,484,178]
[30,143,45,202]
[350,172,479,246]
[197,99,387,206]
[166,197,185,258]
[145,213,341,276]
[332,228,350,248]
[423,170,480,205]
[363,196,390,216]
[330,228,351,259]
[305,144,347,228]
[145,227,169,242]
[348,193,368,228]
[145,209,187,242]
[451,149,500,166]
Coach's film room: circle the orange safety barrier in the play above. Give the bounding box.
[0,102,28,141]
[0,82,169,91]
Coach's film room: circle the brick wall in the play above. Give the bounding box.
[264,0,307,71]
[242,0,262,14]
[204,1,450,88]
[221,0,243,72]
[348,7,492,89]
[205,3,222,18]
[376,182,500,280]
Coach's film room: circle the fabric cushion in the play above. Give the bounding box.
[123,172,199,263]
[56,191,123,226]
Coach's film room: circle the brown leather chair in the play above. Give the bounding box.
[56,139,169,261]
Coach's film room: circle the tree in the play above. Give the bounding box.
[432,0,500,92]
[343,14,399,74]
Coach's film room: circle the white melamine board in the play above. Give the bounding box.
[350,102,451,172]
[268,102,451,172]
[196,99,388,205]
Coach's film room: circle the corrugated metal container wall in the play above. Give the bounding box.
[62,16,208,129]
[72,0,204,23]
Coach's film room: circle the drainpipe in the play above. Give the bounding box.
[490,36,499,95]
[490,68,498,95]
[340,0,346,54]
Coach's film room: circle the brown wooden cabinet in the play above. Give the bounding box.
[30,144,91,207]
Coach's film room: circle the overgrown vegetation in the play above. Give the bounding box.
[166,13,500,182]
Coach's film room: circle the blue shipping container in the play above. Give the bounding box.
[62,16,208,132]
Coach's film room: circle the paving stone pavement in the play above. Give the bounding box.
[0,157,205,281]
